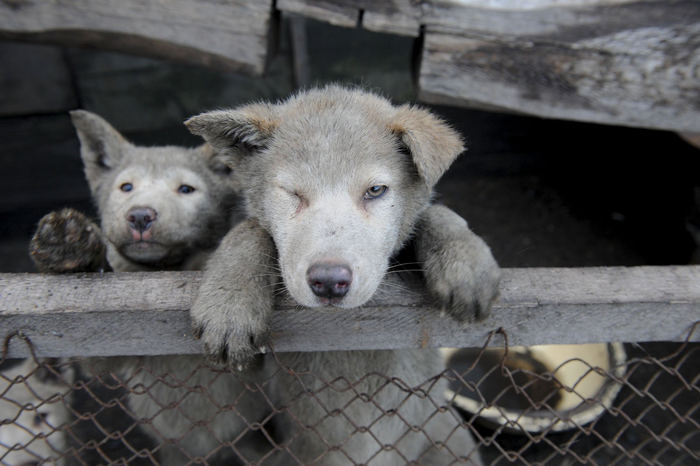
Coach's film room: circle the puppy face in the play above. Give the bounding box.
[99,148,221,265]
[256,116,426,307]
[187,87,463,308]
[71,111,237,267]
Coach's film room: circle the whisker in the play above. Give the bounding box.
[259,252,280,262]
[254,263,283,272]
[376,281,419,295]
[387,261,424,269]
[384,269,425,275]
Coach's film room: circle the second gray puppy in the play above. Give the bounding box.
[30,111,266,465]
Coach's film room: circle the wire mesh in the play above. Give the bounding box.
[1,325,698,466]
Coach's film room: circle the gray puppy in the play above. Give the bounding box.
[30,111,266,465]
[186,86,500,465]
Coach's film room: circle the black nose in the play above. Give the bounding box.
[127,207,157,232]
[307,263,353,299]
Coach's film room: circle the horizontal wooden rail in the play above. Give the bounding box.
[0,0,273,75]
[1,267,699,358]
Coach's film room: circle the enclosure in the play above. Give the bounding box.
[1,1,700,465]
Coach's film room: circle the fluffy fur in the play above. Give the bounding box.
[186,86,501,465]
[29,111,266,465]
[0,359,70,466]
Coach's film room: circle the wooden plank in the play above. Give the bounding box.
[0,0,274,75]
[1,267,699,358]
[418,1,700,132]
[274,0,700,132]
[362,10,420,37]
[290,16,312,88]
[277,0,421,36]
[277,0,360,28]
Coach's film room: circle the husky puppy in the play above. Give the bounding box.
[30,111,266,465]
[186,86,501,465]
[0,359,70,466]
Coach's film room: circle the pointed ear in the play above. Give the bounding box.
[70,110,131,194]
[185,103,278,169]
[390,105,464,188]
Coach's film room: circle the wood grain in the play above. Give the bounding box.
[418,1,700,132]
[0,0,274,75]
[275,0,700,132]
[2,267,699,358]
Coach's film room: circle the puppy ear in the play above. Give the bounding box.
[70,110,131,195]
[185,103,278,169]
[390,105,464,188]
[195,143,234,176]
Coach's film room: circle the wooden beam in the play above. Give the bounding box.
[277,0,360,28]
[1,267,699,358]
[416,1,700,132]
[274,0,700,132]
[290,16,312,88]
[0,0,274,75]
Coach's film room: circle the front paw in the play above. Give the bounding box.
[30,208,106,273]
[416,205,501,324]
[191,288,272,368]
[191,219,277,368]
[424,241,501,324]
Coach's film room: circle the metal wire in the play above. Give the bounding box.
[1,325,698,466]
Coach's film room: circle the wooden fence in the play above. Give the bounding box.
[2,266,699,359]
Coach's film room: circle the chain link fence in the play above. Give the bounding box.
[2,324,699,466]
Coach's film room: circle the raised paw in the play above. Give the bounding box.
[29,208,106,273]
[416,205,501,324]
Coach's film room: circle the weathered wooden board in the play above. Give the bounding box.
[418,22,700,132]
[277,0,421,36]
[278,0,360,28]
[276,0,700,132]
[420,1,700,132]
[1,267,699,358]
[0,0,274,75]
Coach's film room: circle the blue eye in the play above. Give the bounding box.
[364,185,387,199]
[178,185,195,194]
[120,183,133,192]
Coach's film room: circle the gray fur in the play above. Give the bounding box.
[0,359,71,466]
[187,86,500,465]
[30,111,266,465]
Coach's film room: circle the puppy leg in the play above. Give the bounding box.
[414,204,501,323]
[191,218,277,368]
[29,208,107,273]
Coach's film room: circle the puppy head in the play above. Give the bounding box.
[187,87,463,307]
[71,111,237,267]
